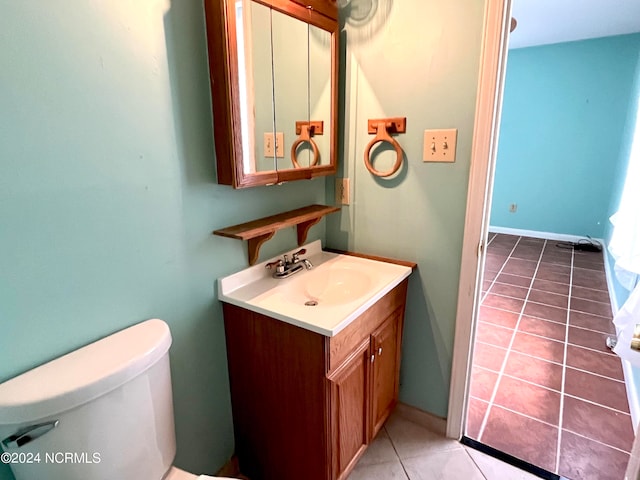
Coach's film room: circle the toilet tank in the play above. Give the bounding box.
[0,319,176,480]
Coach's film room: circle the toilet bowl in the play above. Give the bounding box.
[0,319,232,480]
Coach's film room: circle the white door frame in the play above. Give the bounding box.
[446,0,512,439]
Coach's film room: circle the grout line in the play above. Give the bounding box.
[477,320,515,331]
[475,339,558,365]
[568,297,613,307]
[481,240,522,304]
[485,291,569,305]
[555,248,573,474]
[566,341,618,357]
[476,338,622,377]
[489,403,559,429]
[563,392,632,416]
[564,323,615,336]
[483,292,530,303]
[479,305,525,315]
[569,306,614,316]
[470,391,631,419]
[561,428,632,455]
[477,237,547,441]
[516,315,566,327]
[478,305,600,333]
[564,365,625,384]
[475,339,508,351]
[474,351,625,387]
[512,329,565,345]
[487,281,531,292]
[484,308,615,337]
[474,364,562,394]
[464,448,491,480]
[381,426,411,480]
[567,309,614,321]
[469,394,490,404]
[569,283,609,293]
[486,270,569,284]
[521,299,568,313]
[478,318,518,331]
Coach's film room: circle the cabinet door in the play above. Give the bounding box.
[328,339,371,480]
[290,0,337,20]
[371,310,403,436]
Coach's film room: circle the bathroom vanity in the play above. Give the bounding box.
[218,243,414,480]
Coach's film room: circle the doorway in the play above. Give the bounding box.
[451,3,640,479]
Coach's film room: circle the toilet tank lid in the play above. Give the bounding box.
[0,319,172,425]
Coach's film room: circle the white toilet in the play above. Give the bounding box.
[0,319,232,480]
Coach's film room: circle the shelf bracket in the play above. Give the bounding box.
[247,232,276,266]
[297,217,322,246]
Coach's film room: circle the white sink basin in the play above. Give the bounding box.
[281,264,373,306]
[218,241,412,336]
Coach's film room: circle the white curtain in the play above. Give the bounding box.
[611,90,640,364]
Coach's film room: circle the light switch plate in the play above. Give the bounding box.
[423,129,457,162]
[264,132,285,158]
[275,132,284,158]
[264,133,274,157]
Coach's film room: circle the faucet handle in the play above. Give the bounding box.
[265,259,284,270]
[292,248,307,262]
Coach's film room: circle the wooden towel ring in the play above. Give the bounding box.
[291,121,323,169]
[364,117,406,177]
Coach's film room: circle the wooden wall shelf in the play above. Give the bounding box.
[213,204,340,265]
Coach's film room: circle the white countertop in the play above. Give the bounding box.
[218,240,412,337]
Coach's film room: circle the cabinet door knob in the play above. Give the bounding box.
[378,347,383,356]
[371,354,375,363]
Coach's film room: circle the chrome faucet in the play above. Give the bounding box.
[266,248,313,279]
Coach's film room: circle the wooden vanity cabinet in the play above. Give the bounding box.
[222,279,408,480]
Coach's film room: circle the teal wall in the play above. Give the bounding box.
[490,34,640,237]
[326,0,486,417]
[0,1,326,479]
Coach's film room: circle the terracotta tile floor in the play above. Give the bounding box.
[467,233,634,480]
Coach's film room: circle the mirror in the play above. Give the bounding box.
[204,0,338,188]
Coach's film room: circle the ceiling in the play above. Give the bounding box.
[509,0,640,49]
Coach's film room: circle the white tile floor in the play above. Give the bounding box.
[348,410,541,480]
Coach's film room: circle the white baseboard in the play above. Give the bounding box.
[603,247,640,432]
[488,226,602,245]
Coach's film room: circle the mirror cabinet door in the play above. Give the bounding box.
[307,24,332,169]
[204,0,338,188]
[271,10,310,170]
[238,1,277,175]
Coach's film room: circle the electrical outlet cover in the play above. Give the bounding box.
[335,178,350,205]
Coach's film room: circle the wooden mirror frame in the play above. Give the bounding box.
[204,0,339,189]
